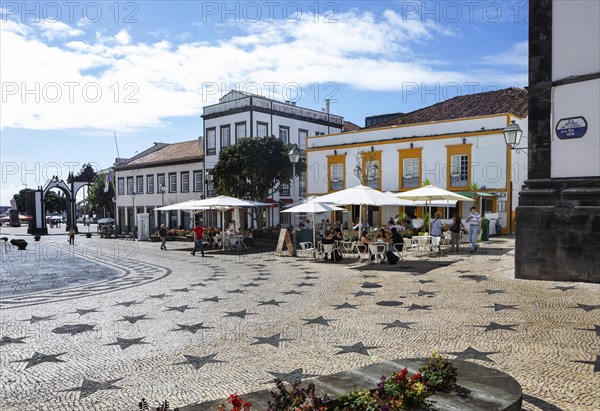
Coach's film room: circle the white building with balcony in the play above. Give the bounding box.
[202,90,343,227]
[306,88,529,234]
[114,139,203,234]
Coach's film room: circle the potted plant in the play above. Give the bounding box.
[86,232,92,238]
[34,235,41,241]
[10,239,28,250]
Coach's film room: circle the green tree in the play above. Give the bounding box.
[44,191,66,213]
[86,172,116,217]
[212,137,303,227]
[75,163,96,182]
[13,188,34,212]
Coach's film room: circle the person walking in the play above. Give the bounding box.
[449,213,465,252]
[68,227,76,245]
[191,222,205,257]
[466,206,481,253]
[159,224,167,250]
[431,211,443,253]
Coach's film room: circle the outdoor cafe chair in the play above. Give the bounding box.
[392,243,407,261]
[319,243,336,260]
[298,242,315,258]
[354,243,370,263]
[368,243,387,264]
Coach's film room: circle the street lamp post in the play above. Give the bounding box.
[288,147,301,257]
[159,182,166,227]
[205,170,214,225]
[131,190,136,234]
[503,120,527,235]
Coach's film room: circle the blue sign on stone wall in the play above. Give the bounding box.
[556,116,588,139]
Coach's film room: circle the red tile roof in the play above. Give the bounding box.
[365,88,528,129]
[126,140,202,167]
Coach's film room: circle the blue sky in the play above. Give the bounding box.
[0,0,528,204]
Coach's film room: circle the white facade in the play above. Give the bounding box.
[306,114,528,233]
[115,161,204,233]
[202,90,343,227]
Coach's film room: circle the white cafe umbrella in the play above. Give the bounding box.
[395,185,473,232]
[182,196,270,251]
[156,200,210,228]
[309,185,414,233]
[282,202,346,256]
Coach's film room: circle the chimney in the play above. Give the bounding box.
[325,99,330,114]
[291,102,296,106]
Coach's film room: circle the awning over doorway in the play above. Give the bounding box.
[456,191,500,198]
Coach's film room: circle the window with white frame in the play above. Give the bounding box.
[181,172,189,192]
[498,200,507,212]
[168,173,177,192]
[330,163,344,191]
[147,175,154,194]
[193,171,202,192]
[298,129,308,150]
[157,174,165,193]
[257,122,268,138]
[450,154,469,187]
[236,122,246,140]
[220,125,231,148]
[206,128,216,155]
[402,158,420,188]
[280,183,290,196]
[279,126,290,144]
[136,176,143,194]
[118,178,125,195]
[126,177,134,194]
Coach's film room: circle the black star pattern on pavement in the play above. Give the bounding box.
[148,293,168,299]
[201,296,225,303]
[252,333,293,348]
[576,325,600,337]
[304,275,319,280]
[576,304,600,312]
[459,275,487,282]
[164,305,192,313]
[189,282,207,287]
[378,320,415,330]
[0,336,27,346]
[253,277,269,281]
[475,322,518,332]
[171,287,191,293]
[224,309,254,319]
[106,337,149,350]
[226,289,246,294]
[488,303,519,312]
[363,274,378,278]
[332,302,359,310]
[175,353,225,370]
[282,290,303,295]
[119,315,151,324]
[482,289,507,295]
[407,304,432,311]
[205,277,221,282]
[22,315,55,324]
[73,308,100,316]
[114,300,138,307]
[13,351,66,369]
[573,355,600,373]
[409,272,426,277]
[445,346,499,362]
[415,290,438,297]
[267,369,318,384]
[554,285,576,292]
[64,378,123,399]
[295,282,315,287]
[303,316,333,326]
[352,290,375,297]
[52,324,95,336]
[243,282,260,287]
[171,323,213,334]
[334,342,378,356]
[361,282,383,288]
[258,299,286,307]
[456,270,471,274]
[418,280,436,284]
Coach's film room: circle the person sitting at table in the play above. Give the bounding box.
[333,226,343,241]
[226,220,236,235]
[243,230,253,248]
[321,230,335,261]
[377,227,388,242]
[431,211,443,253]
[359,230,372,245]
[387,217,395,230]
[389,226,404,251]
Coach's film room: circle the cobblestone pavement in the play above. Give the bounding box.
[0,228,598,410]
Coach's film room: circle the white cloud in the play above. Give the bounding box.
[34,20,84,41]
[0,10,523,132]
[482,41,528,68]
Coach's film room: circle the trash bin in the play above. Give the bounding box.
[481,218,490,241]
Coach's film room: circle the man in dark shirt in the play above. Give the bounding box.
[191,222,205,257]
[390,227,404,251]
[159,224,167,250]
